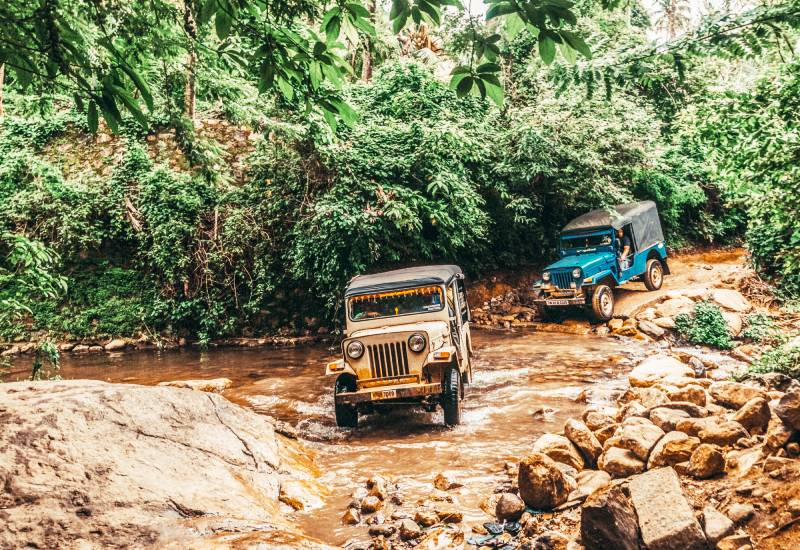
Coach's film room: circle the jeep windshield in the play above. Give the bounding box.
[560,232,612,252]
[349,285,444,321]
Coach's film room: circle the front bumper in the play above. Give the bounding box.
[335,382,442,405]
[533,287,586,306]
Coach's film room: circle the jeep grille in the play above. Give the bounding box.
[368,341,410,379]
[552,271,573,289]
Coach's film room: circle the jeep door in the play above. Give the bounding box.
[450,278,472,376]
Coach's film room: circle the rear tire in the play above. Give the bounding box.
[442,367,462,427]
[644,258,664,291]
[591,285,615,322]
[334,375,358,428]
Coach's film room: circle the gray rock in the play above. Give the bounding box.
[710,289,751,313]
[628,467,707,550]
[568,470,611,502]
[564,419,603,467]
[580,483,639,550]
[775,388,800,430]
[726,502,755,525]
[495,492,525,521]
[702,506,735,546]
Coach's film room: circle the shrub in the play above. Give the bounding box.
[741,313,781,344]
[674,301,733,349]
[746,340,800,380]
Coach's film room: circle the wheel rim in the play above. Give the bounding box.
[601,290,613,316]
[652,264,663,287]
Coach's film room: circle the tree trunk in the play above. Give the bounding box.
[183,0,197,121]
[360,0,375,82]
[0,63,5,118]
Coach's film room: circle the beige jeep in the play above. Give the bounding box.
[326,265,473,428]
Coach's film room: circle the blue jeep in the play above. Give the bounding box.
[532,201,669,321]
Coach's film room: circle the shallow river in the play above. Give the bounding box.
[35,329,647,546]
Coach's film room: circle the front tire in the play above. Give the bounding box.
[442,367,462,427]
[591,285,615,322]
[643,259,664,291]
[334,375,358,428]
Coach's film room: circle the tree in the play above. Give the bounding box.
[654,0,692,39]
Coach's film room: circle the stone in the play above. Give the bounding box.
[731,397,770,434]
[342,507,361,525]
[628,355,695,388]
[608,318,624,331]
[656,297,695,318]
[637,307,657,321]
[564,419,603,467]
[368,524,396,537]
[594,423,619,445]
[725,447,764,478]
[726,503,755,525]
[654,317,676,329]
[638,320,666,339]
[722,311,743,337]
[765,416,794,452]
[278,479,323,511]
[604,421,665,461]
[775,388,800,430]
[414,509,438,527]
[716,532,753,550]
[627,467,707,550]
[688,356,706,377]
[648,431,701,469]
[710,289,752,313]
[650,407,691,432]
[530,530,570,550]
[747,372,800,393]
[434,506,462,523]
[433,472,461,491]
[0,380,313,548]
[367,475,389,500]
[688,443,725,479]
[698,420,749,447]
[568,470,611,502]
[518,453,572,510]
[675,417,716,437]
[709,381,767,409]
[631,387,670,409]
[495,492,525,521]
[398,519,423,540]
[650,400,708,418]
[360,495,382,513]
[703,506,735,547]
[598,447,646,478]
[533,433,585,471]
[157,378,233,393]
[667,384,707,406]
[104,338,128,351]
[583,411,615,431]
[581,483,639,550]
[619,401,648,420]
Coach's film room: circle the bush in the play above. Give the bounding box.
[746,340,800,380]
[674,301,733,349]
[741,313,781,344]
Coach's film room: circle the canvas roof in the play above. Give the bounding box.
[345,265,462,297]
[562,201,658,233]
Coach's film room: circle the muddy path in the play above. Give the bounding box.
[30,329,651,546]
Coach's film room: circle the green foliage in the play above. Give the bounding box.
[30,341,60,381]
[741,313,781,345]
[746,340,800,380]
[674,301,733,349]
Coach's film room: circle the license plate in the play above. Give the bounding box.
[546,299,570,306]
[371,390,397,400]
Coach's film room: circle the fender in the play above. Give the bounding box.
[582,268,616,286]
[425,345,459,364]
[325,358,356,377]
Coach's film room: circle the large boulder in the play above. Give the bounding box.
[627,467,707,550]
[775,388,800,430]
[647,431,700,469]
[731,397,770,434]
[598,447,646,478]
[581,483,639,550]
[656,297,695,318]
[533,433,585,471]
[649,407,690,432]
[628,356,694,388]
[568,470,611,502]
[604,421,665,461]
[710,289,751,313]
[518,453,572,510]
[638,320,666,339]
[0,380,322,549]
[583,410,616,431]
[697,420,749,447]
[667,384,707,407]
[564,419,603,467]
[708,381,767,409]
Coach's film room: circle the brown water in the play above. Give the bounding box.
[12,329,647,546]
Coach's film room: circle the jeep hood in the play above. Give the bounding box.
[545,252,614,272]
[347,321,449,340]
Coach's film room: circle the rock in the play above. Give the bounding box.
[650,407,691,432]
[368,524,396,537]
[710,289,751,313]
[564,419,603,467]
[360,495,383,513]
[581,482,639,550]
[533,433,585,471]
[688,443,725,479]
[703,506,735,547]
[604,421,665,461]
[157,378,233,393]
[104,338,128,351]
[279,479,323,511]
[731,397,770,434]
[631,387,670,409]
[518,452,572,510]
[698,420,749,447]
[721,311,743,337]
[688,356,706,377]
[72,344,90,353]
[654,317,676,329]
[667,384,707,407]
[398,518,423,540]
[629,356,694,388]
[433,472,461,491]
[414,509,438,527]
[709,381,767,409]
[434,506,462,523]
[648,431,700,469]
[650,400,708,418]
[638,320,666,339]
[726,503,755,525]
[775,388,800,430]
[342,507,361,525]
[367,475,389,500]
[747,372,800,393]
[0,380,313,548]
[608,319,624,331]
[568,470,611,502]
[656,297,695,318]
[716,532,753,550]
[496,492,525,521]
[725,447,764,478]
[530,530,570,550]
[598,447,646,478]
[765,415,794,452]
[618,400,648,420]
[583,411,615,431]
[594,423,619,445]
[627,467,707,550]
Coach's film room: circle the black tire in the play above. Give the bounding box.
[442,367,462,427]
[644,258,664,291]
[334,375,358,428]
[537,304,555,322]
[591,285,615,322]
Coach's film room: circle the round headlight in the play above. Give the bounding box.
[408,333,427,353]
[542,272,550,281]
[346,340,364,359]
[572,268,581,279]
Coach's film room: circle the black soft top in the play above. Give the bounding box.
[562,201,665,251]
[345,265,463,298]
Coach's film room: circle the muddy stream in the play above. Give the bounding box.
[32,329,649,546]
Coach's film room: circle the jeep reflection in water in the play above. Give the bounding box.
[326,265,473,428]
[532,201,670,321]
